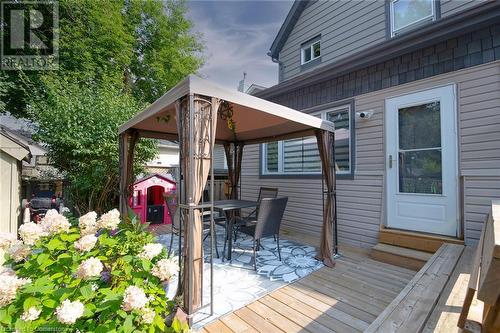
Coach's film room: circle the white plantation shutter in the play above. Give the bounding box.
[262,104,352,175]
[283,137,321,173]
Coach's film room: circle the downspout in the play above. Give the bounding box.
[268,52,284,83]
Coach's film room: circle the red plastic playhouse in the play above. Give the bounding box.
[129,174,176,224]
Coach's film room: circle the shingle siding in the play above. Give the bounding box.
[278,0,490,82]
[270,24,500,110]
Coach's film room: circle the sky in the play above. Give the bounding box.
[187,0,293,90]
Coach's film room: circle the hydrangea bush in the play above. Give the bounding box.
[0,209,186,332]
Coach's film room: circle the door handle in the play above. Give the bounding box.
[388,155,395,168]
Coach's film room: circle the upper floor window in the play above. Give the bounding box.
[262,103,354,177]
[390,0,436,37]
[301,38,321,65]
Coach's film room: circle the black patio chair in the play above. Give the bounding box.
[164,193,220,258]
[233,187,278,241]
[232,197,288,270]
[163,193,181,257]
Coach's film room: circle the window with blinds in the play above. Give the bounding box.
[262,104,353,176]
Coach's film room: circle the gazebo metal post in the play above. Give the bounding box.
[180,95,216,324]
[186,93,195,321]
[330,131,339,257]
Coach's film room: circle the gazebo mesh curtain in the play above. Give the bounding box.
[176,95,221,311]
[315,129,337,268]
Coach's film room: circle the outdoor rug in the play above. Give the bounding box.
[156,225,323,328]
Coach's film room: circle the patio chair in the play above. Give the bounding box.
[163,194,180,257]
[233,187,278,241]
[232,197,288,270]
[164,193,220,258]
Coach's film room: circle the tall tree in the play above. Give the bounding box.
[28,77,157,213]
[3,0,204,212]
[3,0,203,117]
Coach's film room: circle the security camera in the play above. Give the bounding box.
[356,111,373,120]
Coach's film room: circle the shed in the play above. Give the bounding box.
[129,173,176,225]
[0,127,31,233]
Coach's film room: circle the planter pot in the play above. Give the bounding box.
[162,276,178,300]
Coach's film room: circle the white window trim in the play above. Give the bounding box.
[390,0,436,37]
[301,40,321,65]
[261,104,352,176]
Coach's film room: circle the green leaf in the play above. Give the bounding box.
[23,297,40,311]
[123,315,134,333]
[47,238,65,251]
[36,253,50,265]
[80,285,94,299]
[42,298,57,308]
[141,259,151,271]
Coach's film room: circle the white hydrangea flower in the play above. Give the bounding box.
[18,222,47,246]
[78,211,98,236]
[0,274,31,307]
[98,209,120,230]
[55,299,84,324]
[76,257,103,280]
[40,209,71,235]
[0,232,16,251]
[138,243,163,260]
[121,286,148,311]
[141,307,155,324]
[74,234,97,253]
[8,241,31,262]
[21,307,41,321]
[151,257,178,282]
[0,266,16,277]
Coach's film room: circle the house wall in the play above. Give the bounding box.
[441,0,489,17]
[278,0,488,82]
[0,151,21,234]
[241,60,500,249]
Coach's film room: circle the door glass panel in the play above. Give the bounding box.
[398,101,441,150]
[398,101,442,194]
[399,150,442,194]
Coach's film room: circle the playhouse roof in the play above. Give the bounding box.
[132,173,176,186]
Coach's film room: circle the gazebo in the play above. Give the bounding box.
[118,74,337,322]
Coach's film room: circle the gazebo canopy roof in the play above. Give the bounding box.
[119,75,334,144]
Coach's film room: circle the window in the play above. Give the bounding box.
[262,104,354,177]
[301,39,321,65]
[390,0,436,37]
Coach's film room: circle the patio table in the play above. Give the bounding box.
[212,199,258,260]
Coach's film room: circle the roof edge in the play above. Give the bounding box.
[269,0,310,60]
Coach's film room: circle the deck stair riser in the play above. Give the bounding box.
[371,243,433,270]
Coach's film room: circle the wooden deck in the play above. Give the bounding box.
[196,245,415,333]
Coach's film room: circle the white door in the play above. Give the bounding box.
[385,85,458,236]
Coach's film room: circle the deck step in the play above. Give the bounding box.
[371,243,433,270]
[379,228,464,253]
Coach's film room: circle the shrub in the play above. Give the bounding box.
[0,209,186,333]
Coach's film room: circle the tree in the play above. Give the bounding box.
[4,0,203,118]
[3,0,204,212]
[28,77,157,214]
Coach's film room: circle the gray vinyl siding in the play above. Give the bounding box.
[278,0,490,82]
[213,145,226,170]
[441,0,488,17]
[279,0,387,81]
[242,61,500,249]
[463,176,500,242]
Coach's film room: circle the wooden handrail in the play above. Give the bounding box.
[458,200,500,332]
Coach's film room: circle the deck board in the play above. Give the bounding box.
[195,246,414,332]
